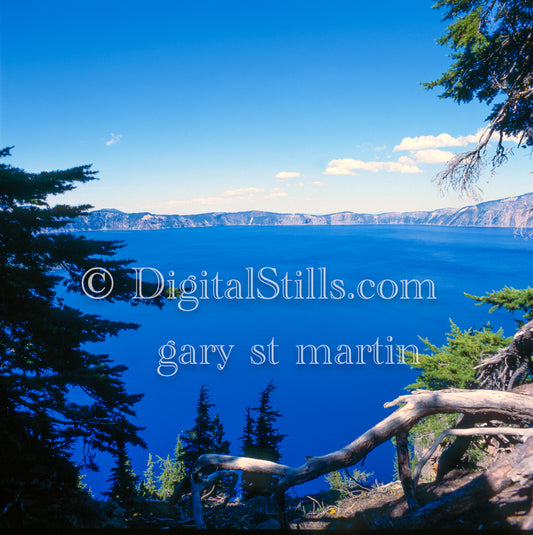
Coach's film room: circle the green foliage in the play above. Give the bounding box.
[391,416,457,483]
[466,286,533,325]
[181,386,230,474]
[240,407,255,455]
[406,320,510,391]
[240,381,286,500]
[405,414,457,479]
[425,0,533,146]
[405,414,489,481]
[324,468,373,498]
[410,414,458,453]
[0,147,158,526]
[212,414,231,455]
[105,442,138,505]
[77,473,94,498]
[138,453,157,498]
[156,456,177,499]
[155,438,186,499]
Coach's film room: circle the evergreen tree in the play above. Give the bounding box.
[240,407,255,455]
[156,456,176,499]
[212,414,230,455]
[253,381,285,463]
[406,320,510,391]
[172,435,187,485]
[105,442,138,505]
[181,385,215,472]
[156,437,186,499]
[466,286,533,326]
[425,0,533,193]
[240,381,286,499]
[181,385,229,473]
[138,453,157,498]
[0,147,159,525]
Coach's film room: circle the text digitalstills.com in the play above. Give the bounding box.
[81,266,437,311]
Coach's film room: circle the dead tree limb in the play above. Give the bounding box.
[475,319,533,390]
[436,413,480,481]
[387,437,533,530]
[191,470,238,529]
[436,320,533,481]
[191,389,533,528]
[414,427,533,487]
[395,430,419,511]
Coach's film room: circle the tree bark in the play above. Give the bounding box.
[436,413,479,481]
[415,427,533,487]
[395,430,419,511]
[475,319,533,390]
[388,437,533,530]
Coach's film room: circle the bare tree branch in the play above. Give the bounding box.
[414,426,533,487]
[191,389,533,528]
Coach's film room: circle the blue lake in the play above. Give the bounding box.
[66,225,533,497]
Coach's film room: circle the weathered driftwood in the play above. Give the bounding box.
[386,436,533,530]
[191,389,533,528]
[191,470,238,529]
[435,413,481,481]
[414,427,533,487]
[475,318,533,390]
[395,430,419,511]
[436,386,533,480]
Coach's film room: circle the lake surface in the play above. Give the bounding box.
[66,225,533,497]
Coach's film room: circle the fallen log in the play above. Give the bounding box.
[191,388,533,528]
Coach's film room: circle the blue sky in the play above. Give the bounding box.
[1,0,531,215]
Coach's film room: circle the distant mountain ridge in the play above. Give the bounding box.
[64,192,533,231]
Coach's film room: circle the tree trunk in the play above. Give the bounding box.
[476,319,533,390]
[436,413,478,481]
[388,436,533,529]
[395,430,419,511]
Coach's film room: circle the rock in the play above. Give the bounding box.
[255,518,281,529]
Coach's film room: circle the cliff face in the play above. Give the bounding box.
[63,193,533,231]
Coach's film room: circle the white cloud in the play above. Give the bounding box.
[222,187,264,197]
[395,128,523,152]
[394,132,479,151]
[324,158,422,175]
[398,155,415,164]
[166,186,269,207]
[275,171,302,179]
[311,181,324,186]
[105,133,123,146]
[165,196,226,206]
[323,159,358,175]
[412,149,455,164]
[265,190,288,199]
[503,132,523,144]
[191,196,226,205]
